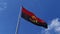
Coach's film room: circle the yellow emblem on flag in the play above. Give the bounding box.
[29,16,37,23]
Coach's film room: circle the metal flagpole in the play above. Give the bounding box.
[15,7,22,34]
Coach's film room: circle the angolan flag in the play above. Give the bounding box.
[21,7,48,28]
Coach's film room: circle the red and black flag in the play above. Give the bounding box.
[21,7,48,28]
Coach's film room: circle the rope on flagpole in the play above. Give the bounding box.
[15,7,21,34]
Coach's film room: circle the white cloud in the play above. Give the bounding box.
[41,18,60,34]
[46,18,60,30]
[55,27,60,32]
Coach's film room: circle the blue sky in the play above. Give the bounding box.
[0,0,60,34]
[0,0,20,34]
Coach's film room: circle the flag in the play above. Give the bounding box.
[21,7,48,28]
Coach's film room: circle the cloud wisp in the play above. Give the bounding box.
[0,2,7,11]
[41,18,60,34]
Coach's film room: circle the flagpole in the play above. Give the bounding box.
[15,7,22,34]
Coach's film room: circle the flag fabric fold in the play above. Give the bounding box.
[21,7,48,28]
